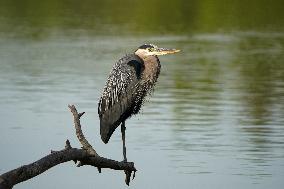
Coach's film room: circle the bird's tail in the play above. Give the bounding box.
[100,116,120,144]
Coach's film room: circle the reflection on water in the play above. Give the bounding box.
[1,1,284,189]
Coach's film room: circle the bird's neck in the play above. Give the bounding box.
[134,51,161,83]
[141,56,161,84]
[134,49,148,59]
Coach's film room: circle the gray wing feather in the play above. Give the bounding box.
[98,54,143,143]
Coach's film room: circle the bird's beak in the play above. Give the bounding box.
[154,47,180,55]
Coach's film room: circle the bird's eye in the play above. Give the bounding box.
[148,48,154,52]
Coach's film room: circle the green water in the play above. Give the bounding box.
[0,1,284,189]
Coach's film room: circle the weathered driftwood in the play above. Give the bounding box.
[0,105,136,189]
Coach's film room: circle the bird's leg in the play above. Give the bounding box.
[121,121,127,162]
[121,121,132,185]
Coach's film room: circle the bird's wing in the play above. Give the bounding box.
[98,54,144,143]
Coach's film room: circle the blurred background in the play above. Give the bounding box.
[0,0,284,188]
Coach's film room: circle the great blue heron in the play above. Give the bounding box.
[98,44,180,161]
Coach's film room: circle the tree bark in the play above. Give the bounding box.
[0,105,136,189]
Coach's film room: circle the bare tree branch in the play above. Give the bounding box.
[68,105,98,156]
[0,105,136,189]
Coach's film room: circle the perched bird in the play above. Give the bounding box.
[98,44,180,161]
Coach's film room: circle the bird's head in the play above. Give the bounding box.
[135,44,180,58]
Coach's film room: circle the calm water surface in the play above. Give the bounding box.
[0,1,284,189]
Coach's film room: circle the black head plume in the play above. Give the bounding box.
[138,44,157,49]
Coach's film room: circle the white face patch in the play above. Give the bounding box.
[135,48,155,57]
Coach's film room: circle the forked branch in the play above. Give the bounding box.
[0,105,136,189]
